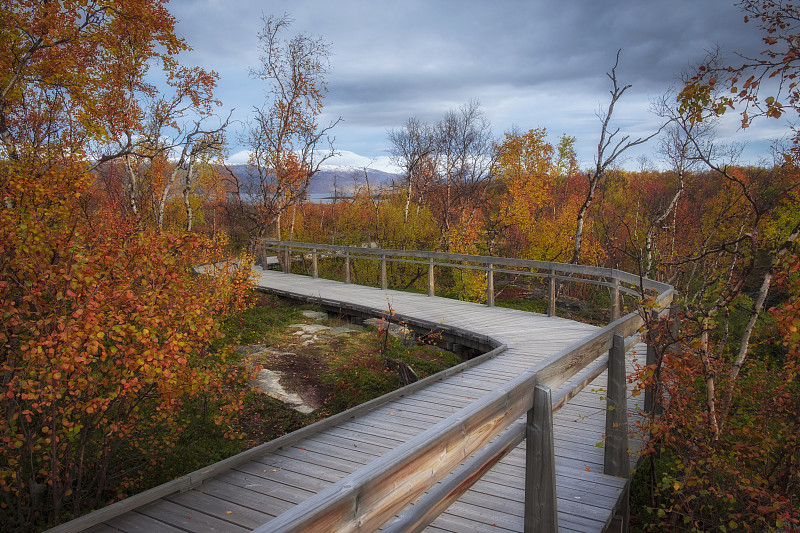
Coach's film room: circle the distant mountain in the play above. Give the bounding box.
[223,164,400,195]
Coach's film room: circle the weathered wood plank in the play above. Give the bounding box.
[192,479,295,515]
[136,499,250,532]
[216,469,317,504]
[235,459,342,488]
[83,524,123,533]
[166,489,274,528]
[604,334,630,479]
[525,385,558,532]
[102,512,187,533]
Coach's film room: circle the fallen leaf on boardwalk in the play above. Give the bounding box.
[227,511,232,514]
[585,467,591,472]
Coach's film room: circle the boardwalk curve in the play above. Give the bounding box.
[49,245,673,533]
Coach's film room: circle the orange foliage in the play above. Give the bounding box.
[0,2,254,530]
[492,129,587,262]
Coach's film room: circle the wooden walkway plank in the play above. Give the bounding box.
[135,499,251,532]
[192,479,296,515]
[165,490,275,528]
[101,512,187,533]
[215,469,318,504]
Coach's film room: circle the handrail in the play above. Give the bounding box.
[258,239,671,321]
[252,240,675,533]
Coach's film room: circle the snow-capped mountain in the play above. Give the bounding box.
[223,164,400,195]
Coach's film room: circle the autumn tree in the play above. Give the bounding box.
[492,128,582,262]
[0,2,254,530]
[673,0,800,430]
[388,117,434,225]
[597,91,718,281]
[111,67,230,232]
[388,101,496,253]
[237,13,340,244]
[628,2,800,528]
[431,101,497,250]
[642,92,716,278]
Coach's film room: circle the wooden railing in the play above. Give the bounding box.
[257,240,671,321]
[254,240,675,533]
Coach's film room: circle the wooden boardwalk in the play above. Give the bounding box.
[54,266,650,533]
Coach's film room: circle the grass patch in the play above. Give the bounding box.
[153,291,461,486]
[212,291,307,351]
[320,328,460,412]
[496,297,548,313]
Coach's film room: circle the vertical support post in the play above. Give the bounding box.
[611,276,621,322]
[605,333,629,477]
[381,254,387,290]
[547,269,556,317]
[284,245,291,273]
[644,309,660,414]
[669,301,681,346]
[524,384,558,532]
[486,263,494,307]
[605,332,630,533]
[344,252,351,284]
[312,249,318,279]
[427,257,435,297]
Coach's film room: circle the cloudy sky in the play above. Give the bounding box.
[165,0,787,172]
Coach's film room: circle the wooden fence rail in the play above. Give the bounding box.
[257,240,670,321]
[253,240,675,533]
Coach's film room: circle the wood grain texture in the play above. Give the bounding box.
[524,385,558,532]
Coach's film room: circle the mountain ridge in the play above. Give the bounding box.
[223,164,399,195]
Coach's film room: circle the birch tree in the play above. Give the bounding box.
[242,13,340,242]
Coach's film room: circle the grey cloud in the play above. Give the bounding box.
[165,0,779,167]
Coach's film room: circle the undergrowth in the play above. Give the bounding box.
[150,291,460,491]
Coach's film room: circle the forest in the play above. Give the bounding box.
[1,0,799,531]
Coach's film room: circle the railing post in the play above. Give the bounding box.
[605,333,629,477]
[312,249,318,279]
[547,269,556,317]
[644,309,660,414]
[284,244,291,273]
[524,384,558,532]
[486,263,494,307]
[611,276,620,322]
[605,333,630,533]
[344,251,351,284]
[427,257,434,297]
[381,254,387,290]
[669,300,681,345]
